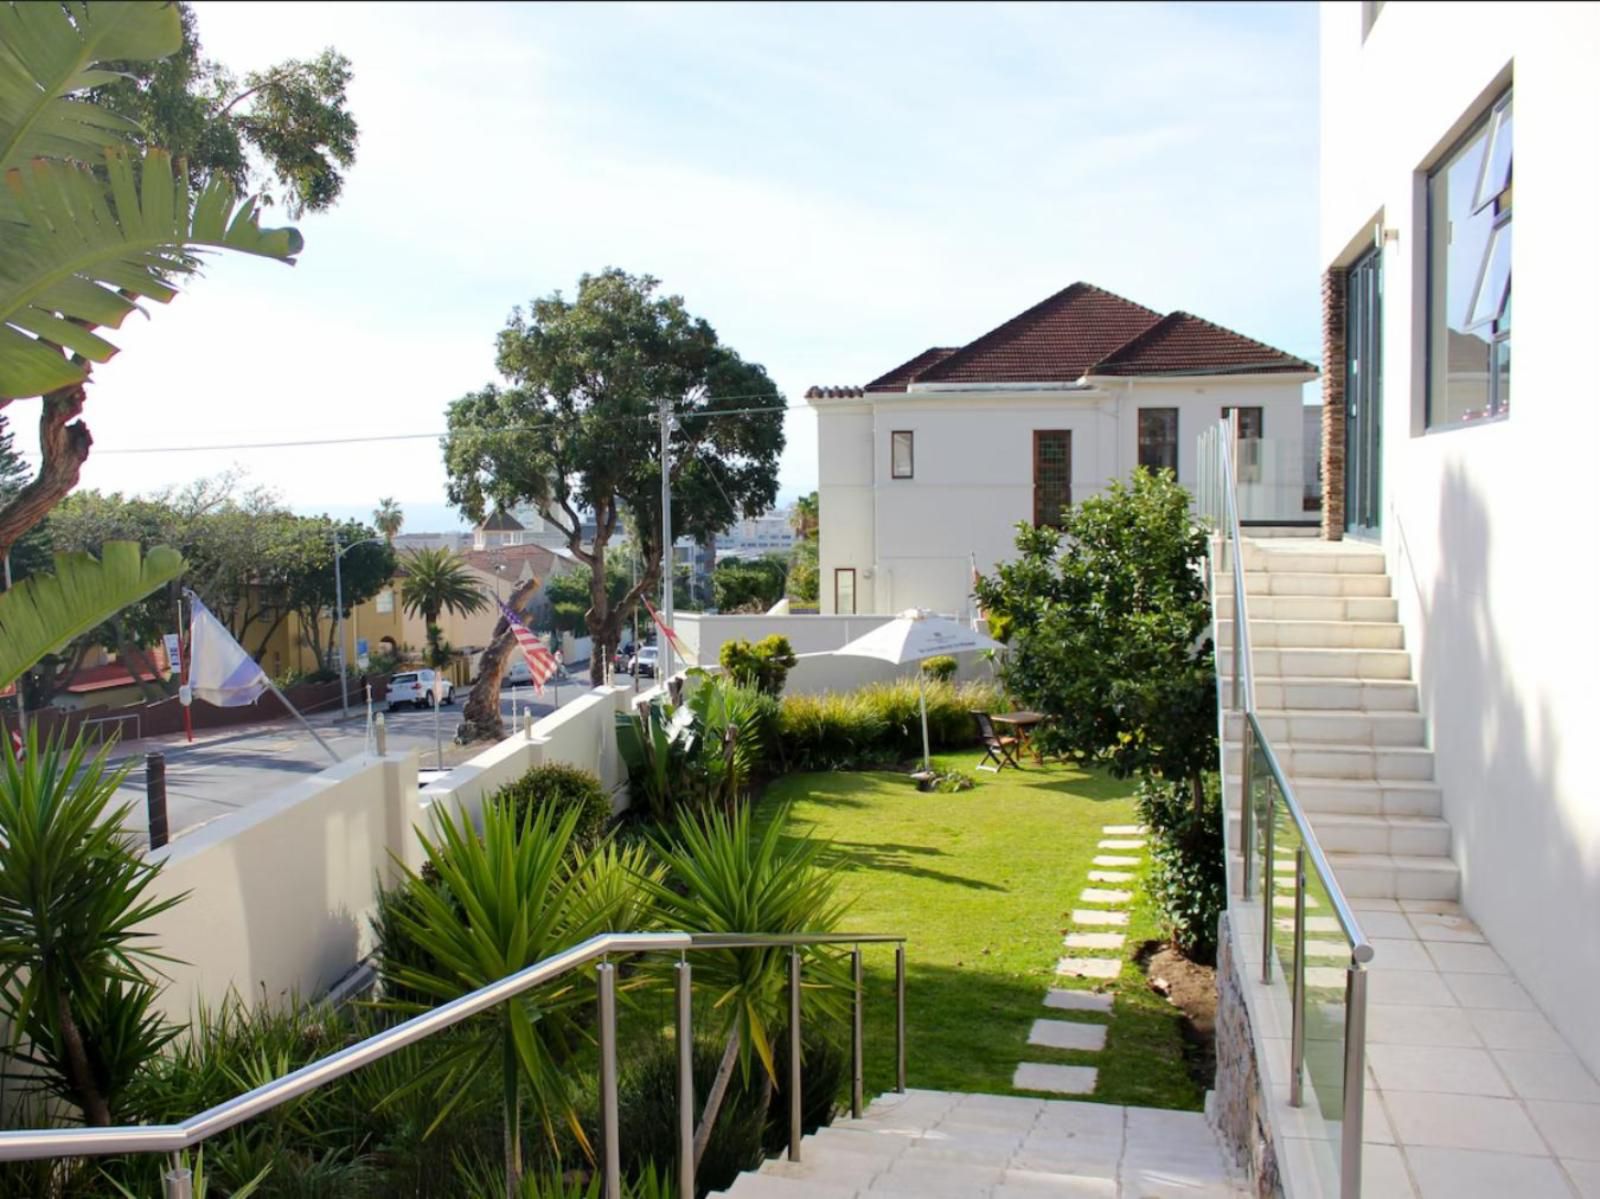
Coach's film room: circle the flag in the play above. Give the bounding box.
[498,600,559,694]
[187,594,270,707]
[641,598,697,668]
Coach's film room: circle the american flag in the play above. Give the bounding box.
[498,600,559,693]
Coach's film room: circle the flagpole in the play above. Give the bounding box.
[264,675,341,764]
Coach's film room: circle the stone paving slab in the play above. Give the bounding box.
[1044,988,1114,1013]
[1065,931,1126,951]
[1098,838,1147,850]
[1088,870,1134,883]
[1102,824,1147,835]
[1012,1062,1099,1095]
[1072,908,1130,927]
[1056,957,1122,980]
[1028,1019,1108,1052]
[1094,855,1141,867]
[1081,888,1133,904]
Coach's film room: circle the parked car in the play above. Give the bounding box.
[613,642,637,674]
[632,645,659,679]
[387,669,454,710]
[501,655,532,687]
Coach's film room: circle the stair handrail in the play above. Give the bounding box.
[0,929,909,1199]
[1206,417,1371,1199]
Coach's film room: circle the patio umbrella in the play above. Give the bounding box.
[833,608,1002,774]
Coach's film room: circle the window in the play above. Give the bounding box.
[891,431,914,479]
[1033,430,1072,528]
[375,587,395,615]
[1428,90,1512,426]
[1222,406,1264,483]
[1138,408,1179,473]
[834,568,857,615]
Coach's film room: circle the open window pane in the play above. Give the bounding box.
[1472,99,1513,215]
[1468,219,1511,330]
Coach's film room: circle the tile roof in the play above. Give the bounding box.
[478,510,524,532]
[864,347,960,393]
[804,385,864,399]
[1089,311,1317,377]
[915,284,1163,385]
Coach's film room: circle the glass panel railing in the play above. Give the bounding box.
[1234,435,1315,524]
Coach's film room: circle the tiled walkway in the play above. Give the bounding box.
[1010,824,1147,1098]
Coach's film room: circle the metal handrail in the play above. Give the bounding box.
[0,928,909,1195]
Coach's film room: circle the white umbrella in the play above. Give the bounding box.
[833,608,1002,774]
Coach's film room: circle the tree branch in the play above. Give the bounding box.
[0,385,92,559]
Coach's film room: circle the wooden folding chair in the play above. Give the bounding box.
[972,711,1023,772]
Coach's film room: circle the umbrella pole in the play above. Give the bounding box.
[919,673,931,774]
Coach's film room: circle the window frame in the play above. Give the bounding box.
[1425,88,1513,430]
[833,567,857,615]
[1222,406,1264,483]
[1032,429,1072,529]
[1137,407,1180,475]
[890,430,914,479]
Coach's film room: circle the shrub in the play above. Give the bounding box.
[490,762,611,854]
[932,769,976,793]
[718,635,798,696]
[777,679,1002,771]
[1138,775,1226,964]
[920,655,957,683]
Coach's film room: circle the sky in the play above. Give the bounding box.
[56,1,1320,532]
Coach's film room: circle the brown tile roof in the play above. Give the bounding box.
[864,347,960,393]
[914,283,1163,385]
[1089,311,1316,377]
[804,385,865,399]
[464,543,559,578]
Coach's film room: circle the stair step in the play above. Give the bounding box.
[1218,570,1393,597]
[1218,593,1399,622]
[1292,778,1443,817]
[1216,618,1404,650]
[1224,741,1434,781]
[1227,709,1425,746]
[1241,547,1387,574]
[1250,677,1419,712]
[1324,852,1460,901]
[1228,810,1451,856]
[1218,647,1412,679]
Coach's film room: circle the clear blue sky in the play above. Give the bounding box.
[70,1,1319,531]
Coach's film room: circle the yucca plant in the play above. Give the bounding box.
[0,726,185,1126]
[377,800,662,1199]
[641,805,847,1171]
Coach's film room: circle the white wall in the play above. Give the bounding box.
[1321,0,1600,1075]
[673,613,895,664]
[782,649,993,695]
[816,404,878,615]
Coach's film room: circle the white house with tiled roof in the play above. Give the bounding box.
[806,282,1316,616]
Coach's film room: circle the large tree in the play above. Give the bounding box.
[0,1,358,558]
[443,269,784,737]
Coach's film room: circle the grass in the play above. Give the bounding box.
[759,752,1204,1112]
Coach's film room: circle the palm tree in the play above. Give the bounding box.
[399,547,488,668]
[789,492,819,542]
[373,498,404,543]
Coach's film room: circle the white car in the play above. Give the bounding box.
[632,645,659,679]
[387,669,454,710]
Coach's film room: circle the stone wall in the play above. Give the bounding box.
[1212,912,1281,1198]
[1318,267,1347,541]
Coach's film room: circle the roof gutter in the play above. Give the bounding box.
[905,380,1096,394]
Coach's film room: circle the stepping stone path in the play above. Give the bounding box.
[1012,824,1147,1098]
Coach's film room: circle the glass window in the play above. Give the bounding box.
[1428,91,1512,426]
[375,587,394,614]
[1033,430,1072,528]
[834,568,856,615]
[891,431,914,479]
[1222,406,1264,483]
[1138,408,1179,473]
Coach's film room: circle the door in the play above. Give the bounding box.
[1345,249,1383,537]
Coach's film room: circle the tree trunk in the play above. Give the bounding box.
[457,579,541,743]
[693,1027,742,1171]
[53,983,110,1126]
[0,385,91,559]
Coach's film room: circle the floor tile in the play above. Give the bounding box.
[1071,909,1129,927]
[1012,1062,1098,1095]
[1028,1019,1107,1053]
[1398,898,1462,915]
[1383,1091,1544,1153]
[1405,1146,1575,1199]
[1367,938,1435,971]
[1444,972,1535,1010]
[1367,1003,1479,1047]
[1368,969,1457,1007]
[1563,1157,1600,1197]
[1064,932,1125,951]
[1093,855,1141,867]
[1527,1100,1600,1161]
[1407,911,1485,943]
[1358,1143,1417,1198]
[1367,1043,1509,1096]
[1056,958,1122,981]
[1426,942,1508,974]
[1466,1009,1567,1052]
[1492,1050,1600,1103]
[1350,897,1403,912]
[1080,888,1132,904]
[1088,870,1133,884]
[1043,989,1113,1013]
[1353,910,1418,939]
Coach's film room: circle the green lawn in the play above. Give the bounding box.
[759,753,1203,1111]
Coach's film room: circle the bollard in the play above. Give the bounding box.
[374,712,388,756]
[523,711,533,740]
[146,751,169,850]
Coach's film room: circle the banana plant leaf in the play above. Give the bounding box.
[0,540,184,688]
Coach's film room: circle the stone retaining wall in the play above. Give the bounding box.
[1212,911,1281,1198]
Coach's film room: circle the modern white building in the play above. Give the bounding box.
[808,282,1316,616]
[1318,0,1600,1083]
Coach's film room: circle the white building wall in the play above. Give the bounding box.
[816,404,877,614]
[1321,0,1600,1075]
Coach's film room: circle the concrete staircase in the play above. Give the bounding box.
[711,1088,1247,1198]
[1216,538,1459,902]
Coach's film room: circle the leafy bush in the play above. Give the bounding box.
[1138,775,1227,964]
[616,676,778,821]
[778,679,1001,771]
[763,1024,850,1155]
[490,761,611,854]
[932,769,976,793]
[718,635,797,696]
[920,655,957,683]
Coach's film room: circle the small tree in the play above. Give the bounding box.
[974,469,1216,807]
[373,498,403,543]
[399,547,487,668]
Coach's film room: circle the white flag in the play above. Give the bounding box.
[187,595,270,708]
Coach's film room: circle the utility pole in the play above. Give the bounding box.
[659,394,675,681]
[333,534,385,719]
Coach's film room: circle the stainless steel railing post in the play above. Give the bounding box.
[1341,964,1369,1199]
[1290,846,1306,1108]
[788,950,803,1162]
[851,948,864,1119]
[163,1155,192,1199]
[894,945,907,1093]
[1239,719,1256,899]
[675,959,694,1199]
[598,961,621,1199]
[1261,763,1276,986]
